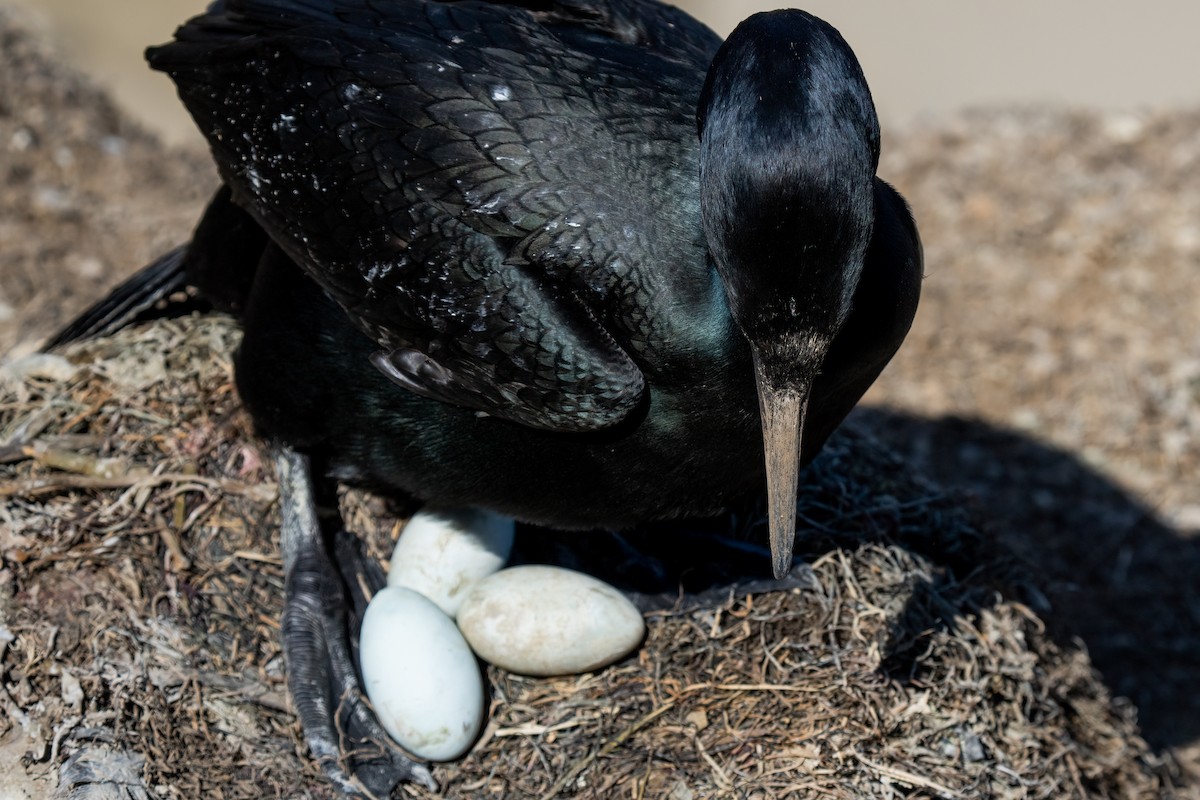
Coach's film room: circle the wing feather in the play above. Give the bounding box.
[150,0,724,430]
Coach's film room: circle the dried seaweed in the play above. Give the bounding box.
[0,316,1169,799]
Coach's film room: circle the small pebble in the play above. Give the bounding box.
[0,353,79,383]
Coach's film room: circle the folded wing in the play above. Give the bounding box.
[149,0,721,431]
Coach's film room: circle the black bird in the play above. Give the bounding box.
[54,0,920,794]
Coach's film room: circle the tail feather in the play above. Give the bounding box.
[44,245,194,349]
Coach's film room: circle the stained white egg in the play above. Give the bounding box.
[457,565,645,677]
[388,508,514,617]
[359,586,484,761]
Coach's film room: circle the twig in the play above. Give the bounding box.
[852,752,965,799]
[0,471,274,499]
[538,701,675,800]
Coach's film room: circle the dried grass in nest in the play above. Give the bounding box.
[0,316,1168,799]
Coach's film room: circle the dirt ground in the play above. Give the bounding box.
[1,4,1197,799]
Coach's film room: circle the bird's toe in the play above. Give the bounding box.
[275,448,437,798]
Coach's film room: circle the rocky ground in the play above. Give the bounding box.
[1,5,1197,798]
[867,106,1200,772]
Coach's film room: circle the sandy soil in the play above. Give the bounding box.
[864,107,1200,763]
[0,5,213,357]
[1,4,1197,798]
[9,0,1200,145]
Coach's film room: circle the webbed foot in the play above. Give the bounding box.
[274,448,437,798]
[274,447,814,798]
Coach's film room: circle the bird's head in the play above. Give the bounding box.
[697,10,880,578]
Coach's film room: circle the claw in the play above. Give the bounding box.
[274,447,437,796]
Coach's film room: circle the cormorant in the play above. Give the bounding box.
[52,1,921,794]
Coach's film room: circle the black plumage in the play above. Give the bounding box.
[47,1,923,791]
[137,0,919,580]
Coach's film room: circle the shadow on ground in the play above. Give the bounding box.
[507,405,1199,760]
[853,407,1200,755]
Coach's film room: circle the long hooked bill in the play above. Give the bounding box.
[753,361,810,580]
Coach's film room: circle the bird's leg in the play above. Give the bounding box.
[274,447,437,797]
[274,446,813,797]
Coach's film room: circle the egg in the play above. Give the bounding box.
[358,586,484,761]
[457,565,645,677]
[387,508,514,617]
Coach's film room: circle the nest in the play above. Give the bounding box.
[0,315,1168,799]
